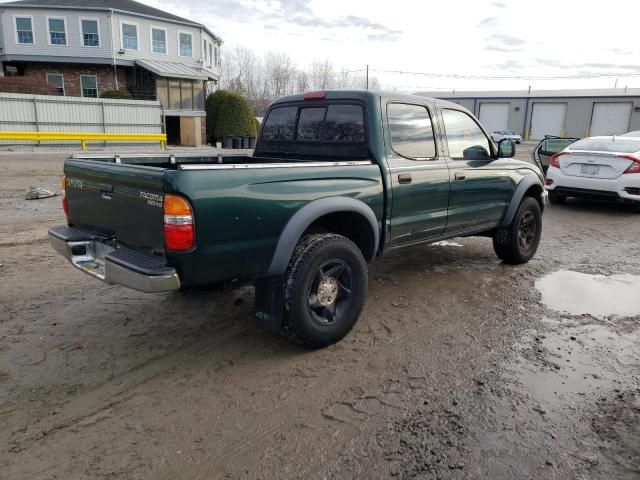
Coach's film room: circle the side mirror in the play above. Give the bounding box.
[498,138,515,158]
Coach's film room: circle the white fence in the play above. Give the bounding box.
[0,92,164,145]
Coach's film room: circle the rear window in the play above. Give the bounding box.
[387,103,436,159]
[261,106,297,141]
[569,138,640,154]
[261,103,365,143]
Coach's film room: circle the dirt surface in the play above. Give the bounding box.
[1,151,639,480]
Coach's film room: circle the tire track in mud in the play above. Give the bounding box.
[4,248,540,479]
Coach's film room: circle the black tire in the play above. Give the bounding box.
[282,234,367,348]
[548,192,566,204]
[493,197,542,264]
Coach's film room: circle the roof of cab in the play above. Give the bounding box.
[270,90,469,112]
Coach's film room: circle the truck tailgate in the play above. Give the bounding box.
[64,158,166,252]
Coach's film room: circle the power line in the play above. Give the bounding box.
[370,68,640,81]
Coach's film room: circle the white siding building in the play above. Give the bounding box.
[0,0,222,145]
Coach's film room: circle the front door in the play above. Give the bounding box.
[441,108,512,233]
[386,102,450,246]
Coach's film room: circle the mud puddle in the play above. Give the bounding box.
[536,270,640,317]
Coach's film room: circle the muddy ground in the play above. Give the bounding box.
[0,150,638,480]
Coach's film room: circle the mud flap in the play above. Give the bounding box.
[254,275,284,333]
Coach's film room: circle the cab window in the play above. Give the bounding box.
[387,103,436,159]
[442,109,491,160]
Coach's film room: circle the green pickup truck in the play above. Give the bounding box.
[49,90,546,347]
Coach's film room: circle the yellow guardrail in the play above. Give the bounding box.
[0,132,166,151]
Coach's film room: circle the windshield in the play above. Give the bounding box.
[568,138,640,154]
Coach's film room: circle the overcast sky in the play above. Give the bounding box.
[149,0,638,92]
[11,0,640,92]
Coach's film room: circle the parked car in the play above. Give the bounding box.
[491,130,523,144]
[49,91,546,348]
[621,131,640,137]
[537,135,640,208]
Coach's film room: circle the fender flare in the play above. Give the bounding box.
[499,175,544,227]
[265,196,380,276]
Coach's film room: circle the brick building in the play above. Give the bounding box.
[0,0,222,145]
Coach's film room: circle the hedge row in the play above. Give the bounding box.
[206,90,257,142]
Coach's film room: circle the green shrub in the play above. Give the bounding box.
[214,92,257,140]
[100,90,133,99]
[205,90,232,142]
[253,117,261,135]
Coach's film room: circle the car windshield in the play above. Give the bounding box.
[569,137,640,154]
[505,131,515,135]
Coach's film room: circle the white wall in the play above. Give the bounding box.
[1,7,113,59]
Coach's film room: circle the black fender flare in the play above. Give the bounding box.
[265,196,380,277]
[499,175,544,227]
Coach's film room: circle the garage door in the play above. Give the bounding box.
[529,103,567,140]
[479,103,509,133]
[590,102,632,136]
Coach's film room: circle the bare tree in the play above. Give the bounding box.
[310,59,334,90]
[217,46,380,115]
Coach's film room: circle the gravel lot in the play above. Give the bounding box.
[0,148,638,480]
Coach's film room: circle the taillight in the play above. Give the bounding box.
[164,194,194,251]
[61,175,68,215]
[620,155,640,174]
[549,152,567,169]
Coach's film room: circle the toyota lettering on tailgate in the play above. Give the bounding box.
[140,191,163,208]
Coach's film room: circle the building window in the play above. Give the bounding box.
[81,19,100,47]
[208,43,213,67]
[121,22,138,50]
[47,17,67,46]
[151,27,166,54]
[214,45,219,66]
[80,75,98,98]
[15,16,34,44]
[46,73,65,96]
[203,39,207,63]
[178,32,192,57]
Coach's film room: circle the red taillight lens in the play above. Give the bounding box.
[549,152,566,169]
[164,224,194,250]
[62,197,69,215]
[304,91,326,100]
[164,194,194,251]
[620,155,640,174]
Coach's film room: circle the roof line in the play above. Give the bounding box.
[0,3,222,42]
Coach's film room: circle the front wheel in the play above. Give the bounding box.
[282,234,368,348]
[493,197,542,264]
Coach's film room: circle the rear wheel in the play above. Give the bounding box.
[282,234,367,348]
[493,197,542,264]
[548,192,566,204]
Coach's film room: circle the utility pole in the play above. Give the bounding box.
[366,65,369,90]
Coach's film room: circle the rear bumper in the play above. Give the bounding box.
[545,169,640,202]
[49,225,180,293]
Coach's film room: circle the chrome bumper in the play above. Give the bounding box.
[49,227,180,293]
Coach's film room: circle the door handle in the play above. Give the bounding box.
[454,172,466,181]
[398,173,412,184]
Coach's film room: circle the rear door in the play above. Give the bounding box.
[386,102,450,245]
[532,136,579,173]
[64,158,166,252]
[441,108,512,233]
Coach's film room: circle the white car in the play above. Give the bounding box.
[491,130,523,144]
[543,136,640,209]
